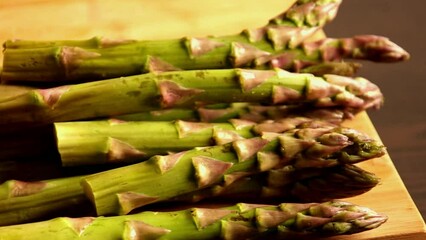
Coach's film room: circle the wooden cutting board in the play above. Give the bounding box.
[0,0,425,239]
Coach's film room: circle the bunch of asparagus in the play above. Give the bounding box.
[0,0,410,238]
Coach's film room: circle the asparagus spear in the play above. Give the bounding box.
[55,119,255,166]
[1,33,408,83]
[270,0,341,28]
[81,126,385,216]
[0,176,90,226]
[56,109,379,167]
[2,0,343,83]
[117,102,351,124]
[0,107,356,165]
[0,163,379,226]
[0,104,349,163]
[1,4,409,83]
[55,116,339,166]
[0,69,383,125]
[0,200,387,239]
[171,164,380,204]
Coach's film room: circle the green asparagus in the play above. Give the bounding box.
[0,163,379,226]
[1,0,346,83]
[81,126,385,216]
[117,102,350,124]
[0,104,351,163]
[55,119,255,166]
[0,1,396,238]
[0,69,383,125]
[55,117,338,166]
[1,34,408,83]
[171,164,380,204]
[0,200,387,239]
[0,108,356,165]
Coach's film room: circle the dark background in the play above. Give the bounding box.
[326,0,426,219]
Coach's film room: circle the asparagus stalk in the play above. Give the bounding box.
[117,102,351,124]
[1,0,341,82]
[1,33,408,83]
[2,0,343,83]
[171,164,380,204]
[0,176,90,226]
[81,126,385,216]
[0,85,34,100]
[55,119,255,166]
[270,0,341,27]
[0,107,354,165]
[55,116,340,166]
[0,162,379,226]
[0,200,387,239]
[0,69,383,125]
[1,3,409,83]
[0,163,380,226]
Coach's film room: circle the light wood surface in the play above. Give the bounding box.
[0,0,425,239]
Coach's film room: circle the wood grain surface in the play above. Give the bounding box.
[0,0,425,239]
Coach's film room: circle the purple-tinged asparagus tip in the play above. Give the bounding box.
[345,35,410,62]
